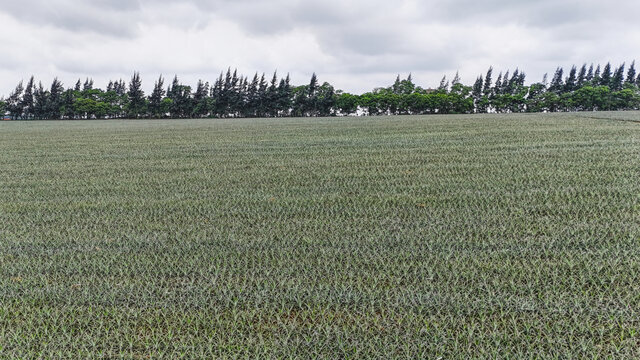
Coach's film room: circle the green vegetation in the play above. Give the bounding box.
[3,62,640,119]
[1,113,639,358]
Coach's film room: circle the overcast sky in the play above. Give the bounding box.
[1,0,639,96]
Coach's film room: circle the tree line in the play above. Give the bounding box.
[2,62,640,119]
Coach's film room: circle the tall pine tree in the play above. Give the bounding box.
[193,80,210,118]
[564,66,577,92]
[48,78,64,119]
[21,76,35,119]
[611,64,625,90]
[127,72,146,118]
[626,61,637,85]
[577,64,587,87]
[549,67,564,93]
[148,75,166,118]
[600,63,612,86]
[6,81,24,119]
[483,67,493,96]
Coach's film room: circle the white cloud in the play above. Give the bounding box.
[1,0,639,96]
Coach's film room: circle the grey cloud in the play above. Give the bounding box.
[2,0,141,37]
[422,0,640,28]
